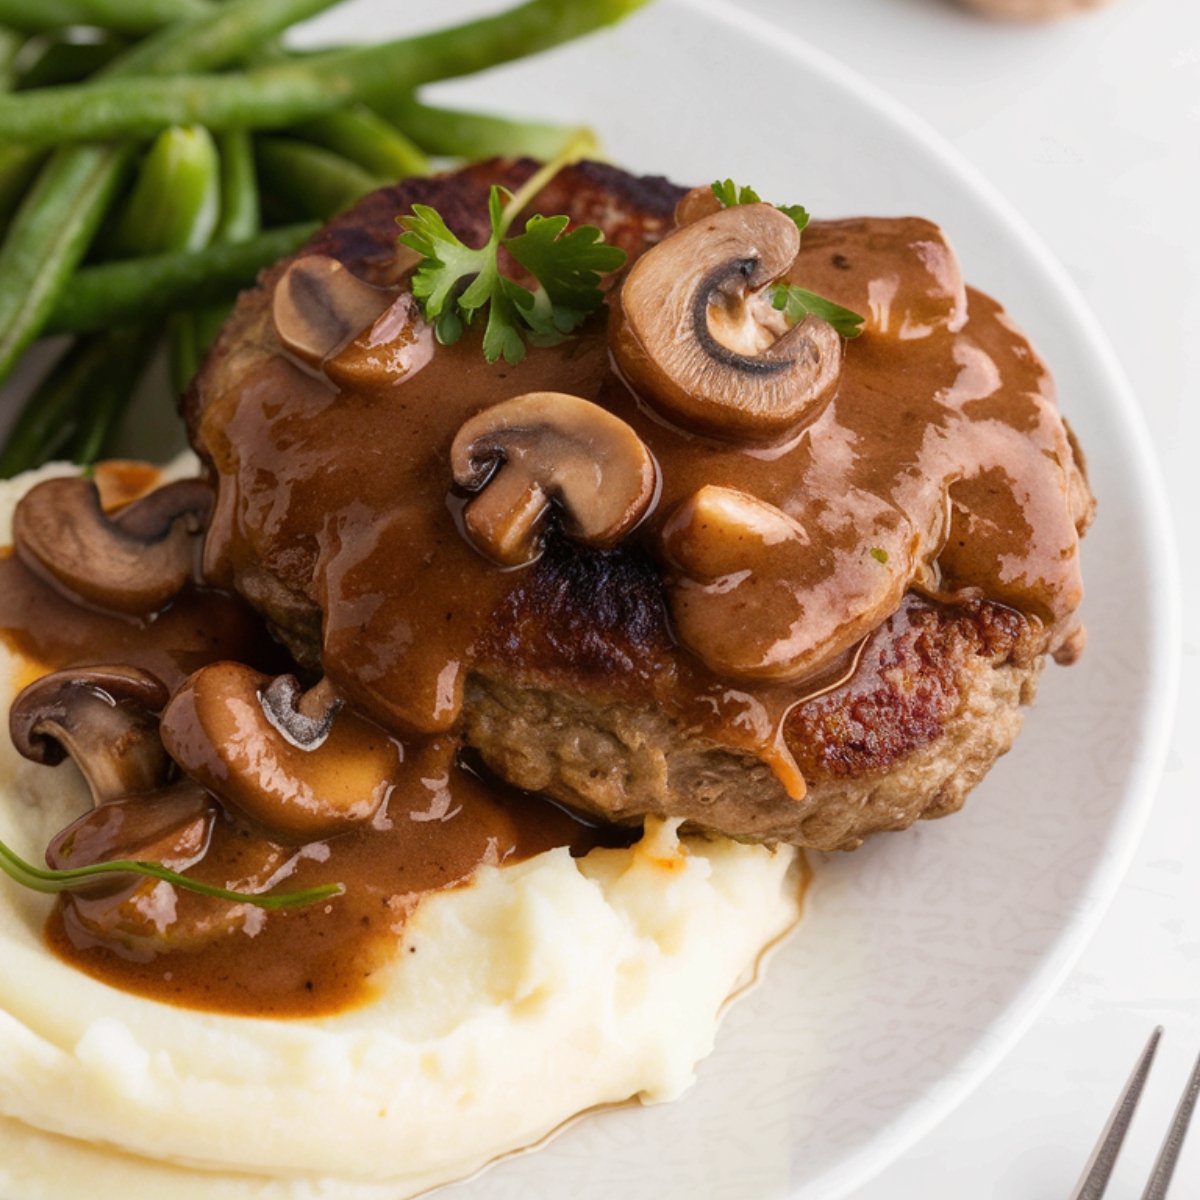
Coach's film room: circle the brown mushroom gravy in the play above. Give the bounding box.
[0,192,1088,1017]
[0,472,605,1016]
[197,208,1086,794]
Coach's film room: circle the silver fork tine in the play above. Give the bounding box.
[1140,1047,1200,1200]
[1070,1026,1164,1200]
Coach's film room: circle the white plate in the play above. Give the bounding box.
[4,2,1178,1197]
[380,1,1173,1196]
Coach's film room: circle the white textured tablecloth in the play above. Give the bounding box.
[737,0,1198,1193]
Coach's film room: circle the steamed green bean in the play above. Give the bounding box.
[381,96,589,163]
[0,0,650,145]
[45,223,316,334]
[257,137,382,220]
[112,125,220,255]
[0,0,340,387]
[295,105,428,180]
[0,0,208,36]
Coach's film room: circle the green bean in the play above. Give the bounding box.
[113,0,337,79]
[45,223,316,334]
[169,128,257,393]
[68,325,159,465]
[0,27,22,89]
[0,146,40,225]
[14,28,127,89]
[0,0,208,36]
[381,95,590,162]
[0,29,39,227]
[257,137,383,221]
[0,0,341,389]
[112,124,220,255]
[295,105,428,180]
[0,337,102,475]
[0,0,651,145]
[213,128,259,243]
[0,146,131,373]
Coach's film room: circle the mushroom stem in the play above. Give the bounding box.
[262,674,342,749]
[160,663,396,841]
[450,391,658,567]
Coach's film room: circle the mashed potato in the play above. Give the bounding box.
[0,463,803,1199]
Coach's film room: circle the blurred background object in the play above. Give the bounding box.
[954,0,1113,18]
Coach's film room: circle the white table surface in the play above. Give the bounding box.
[734,0,1198,1194]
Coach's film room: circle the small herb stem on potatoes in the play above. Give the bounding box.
[0,833,343,910]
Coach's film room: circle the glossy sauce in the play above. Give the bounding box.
[197,214,1087,797]
[1,473,608,1016]
[2,206,1088,1016]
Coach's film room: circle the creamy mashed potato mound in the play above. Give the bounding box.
[0,463,803,1199]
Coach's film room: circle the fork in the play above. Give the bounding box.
[1070,1028,1200,1199]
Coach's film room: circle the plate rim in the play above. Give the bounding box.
[668,0,1182,1194]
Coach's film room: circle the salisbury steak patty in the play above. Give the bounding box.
[188,159,1091,852]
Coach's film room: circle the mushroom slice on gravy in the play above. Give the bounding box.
[12,476,211,615]
[660,485,906,682]
[610,203,842,443]
[450,390,658,567]
[160,663,397,841]
[9,665,171,803]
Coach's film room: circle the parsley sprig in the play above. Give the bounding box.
[711,179,865,340]
[0,832,343,910]
[398,134,627,365]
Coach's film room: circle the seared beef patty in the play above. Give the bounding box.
[187,160,1091,852]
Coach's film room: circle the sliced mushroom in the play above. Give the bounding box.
[47,781,217,898]
[610,203,842,442]
[450,391,658,567]
[159,662,396,841]
[323,291,434,388]
[660,485,906,681]
[673,184,723,228]
[13,476,212,615]
[9,666,170,804]
[272,254,396,367]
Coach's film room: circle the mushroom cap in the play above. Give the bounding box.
[160,662,397,841]
[9,665,171,804]
[610,202,843,442]
[272,254,396,368]
[450,391,659,567]
[12,476,211,615]
[46,781,217,895]
[660,485,906,681]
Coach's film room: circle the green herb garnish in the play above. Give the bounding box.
[769,283,865,340]
[0,834,343,910]
[398,133,627,365]
[869,547,889,564]
[711,177,809,234]
[711,178,864,339]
